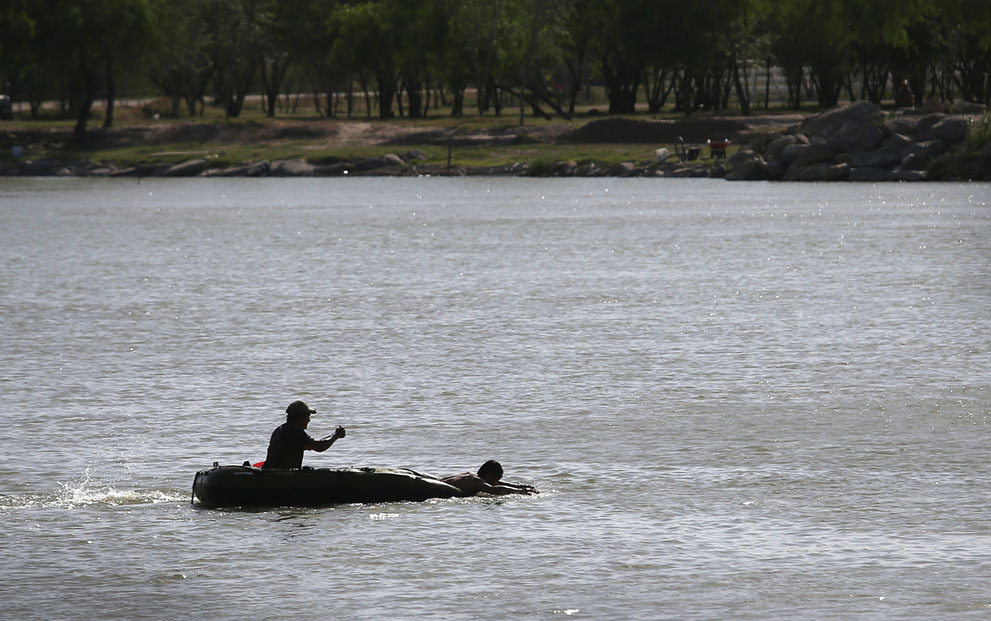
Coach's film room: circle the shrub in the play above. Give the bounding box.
[965,113,991,152]
[527,157,556,176]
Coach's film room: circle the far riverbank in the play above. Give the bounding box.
[2,102,988,181]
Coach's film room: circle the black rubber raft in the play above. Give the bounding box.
[192,464,461,508]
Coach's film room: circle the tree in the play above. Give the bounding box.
[256,1,291,118]
[327,2,398,118]
[843,0,927,104]
[768,0,853,108]
[890,4,941,107]
[31,1,103,137]
[507,0,573,121]
[147,0,213,118]
[389,0,446,118]
[204,0,261,118]
[437,0,474,116]
[93,0,152,127]
[270,0,341,117]
[939,0,991,105]
[586,0,652,114]
[559,0,595,115]
[445,0,516,116]
[28,0,152,135]
[0,0,35,109]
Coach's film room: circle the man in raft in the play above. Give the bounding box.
[262,400,346,469]
[441,460,538,496]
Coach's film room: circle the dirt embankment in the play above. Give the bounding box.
[2,114,803,154]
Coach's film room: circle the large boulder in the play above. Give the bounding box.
[915,114,947,141]
[826,120,887,153]
[826,163,851,180]
[206,161,271,177]
[728,146,758,166]
[349,153,405,172]
[799,101,885,141]
[727,147,771,181]
[401,149,429,162]
[314,162,349,175]
[79,165,118,177]
[881,133,914,151]
[754,100,984,183]
[785,161,832,181]
[891,169,927,181]
[885,116,920,136]
[849,167,893,182]
[929,117,970,144]
[791,143,837,168]
[21,158,65,176]
[766,134,799,161]
[949,100,986,114]
[779,142,810,167]
[609,161,638,176]
[900,152,929,171]
[726,156,768,181]
[268,159,316,176]
[135,162,171,176]
[782,144,838,180]
[161,159,209,177]
[850,148,905,169]
[765,160,785,180]
[918,139,951,158]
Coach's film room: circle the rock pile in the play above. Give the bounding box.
[0,150,430,178]
[728,101,989,181]
[2,103,987,181]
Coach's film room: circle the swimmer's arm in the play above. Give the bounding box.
[477,481,535,496]
[489,479,538,494]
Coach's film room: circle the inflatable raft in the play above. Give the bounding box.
[192,463,460,508]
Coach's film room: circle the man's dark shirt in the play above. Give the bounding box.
[263,422,314,469]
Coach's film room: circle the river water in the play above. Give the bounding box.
[1,177,988,619]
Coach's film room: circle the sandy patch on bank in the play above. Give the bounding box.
[3,114,804,154]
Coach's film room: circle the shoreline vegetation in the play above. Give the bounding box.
[2,100,989,181]
[4,0,990,181]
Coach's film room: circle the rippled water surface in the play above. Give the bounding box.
[1,177,989,619]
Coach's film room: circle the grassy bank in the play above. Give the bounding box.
[0,97,786,170]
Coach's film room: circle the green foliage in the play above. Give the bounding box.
[0,0,35,88]
[526,157,557,176]
[965,113,991,151]
[146,0,213,118]
[3,0,990,126]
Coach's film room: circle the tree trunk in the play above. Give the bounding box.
[266,89,278,117]
[645,67,670,114]
[406,80,425,118]
[260,57,288,118]
[377,70,396,119]
[450,88,464,116]
[782,63,803,110]
[103,50,116,128]
[73,47,96,139]
[731,48,750,115]
[74,87,94,139]
[764,58,771,109]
